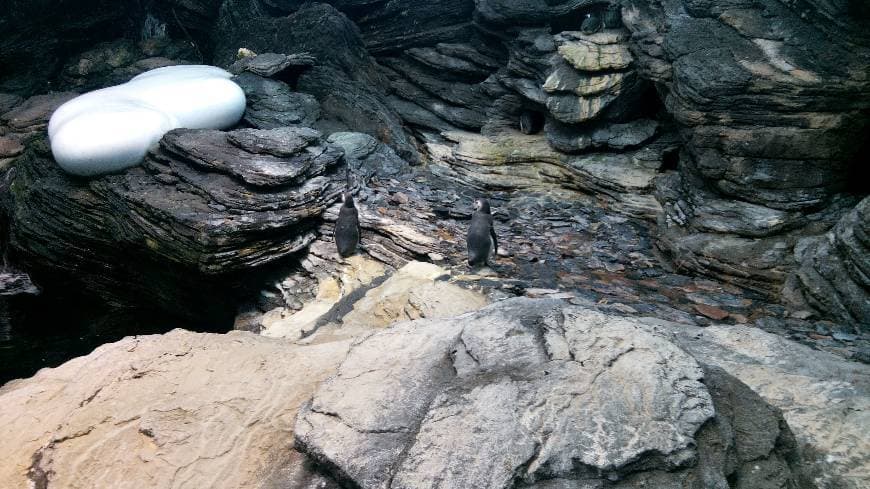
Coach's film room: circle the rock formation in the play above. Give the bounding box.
[788,196,870,330]
[297,298,810,488]
[8,298,862,488]
[4,125,345,320]
[0,329,350,489]
[622,0,870,294]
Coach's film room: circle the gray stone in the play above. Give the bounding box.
[296,298,808,488]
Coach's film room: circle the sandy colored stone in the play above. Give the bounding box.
[339,261,488,331]
[0,329,350,489]
[261,255,387,339]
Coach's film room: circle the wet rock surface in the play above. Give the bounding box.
[789,196,870,330]
[295,298,808,488]
[246,165,868,363]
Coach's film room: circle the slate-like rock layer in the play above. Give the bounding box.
[4,127,345,319]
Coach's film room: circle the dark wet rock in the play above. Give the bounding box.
[656,169,860,294]
[0,92,77,136]
[622,0,870,293]
[325,132,409,180]
[788,196,870,330]
[213,2,419,162]
[234,72,321,129]
[243,0,476,55]
[546,118,658,153]
[0,0,128,94]
[295,298,809,488]
[0,94,23,115]
[2,127,345,320]
[0,271,39,296]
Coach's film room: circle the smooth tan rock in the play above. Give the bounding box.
[261,255,387,339]
[0,329,350,489]
[337,261,488,331]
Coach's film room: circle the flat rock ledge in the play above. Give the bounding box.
[295,298,808,489]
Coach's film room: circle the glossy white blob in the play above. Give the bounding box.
[49,65,246,177]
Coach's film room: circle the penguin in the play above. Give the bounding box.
[519,110,544,135]
[335,191,360,258]
[581,11,602,34]
[603,4,622,29]
[467,198,498,268]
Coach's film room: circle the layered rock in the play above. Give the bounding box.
[57,37,197,92]
[788,196,870,329]
[212,2,419,161]
[426,129,670,219]
[4,126,345,319]
[621,0,870,293]
[296,298,809,488]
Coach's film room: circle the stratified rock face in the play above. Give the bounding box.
[0,329,348,489]
[790,196,870,329]
[57,37,197,92]
[621,0,870,292]
[296,298,808,488]
[5,126,344,318]
[213,2,420,161]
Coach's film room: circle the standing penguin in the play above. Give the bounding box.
[335,191,360,258]
[467,198,498,268]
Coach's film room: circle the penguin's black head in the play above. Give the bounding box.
[342,191,355,208]
[473,198,491,214]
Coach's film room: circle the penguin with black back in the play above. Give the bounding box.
[581,11,602,34]
[604,4,622,29]
[335,167,360,258]
[467,198,498,268]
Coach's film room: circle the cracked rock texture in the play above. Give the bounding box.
[0,329,349,489]
[295,298,809,488]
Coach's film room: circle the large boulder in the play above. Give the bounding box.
[650,319,870,489]
[0,329,349,489]
[296,298,810,488]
